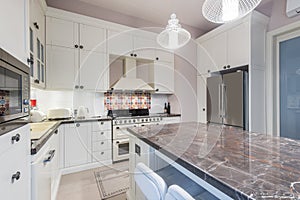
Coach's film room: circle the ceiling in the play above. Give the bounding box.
[46,0,274,37]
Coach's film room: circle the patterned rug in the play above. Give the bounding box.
[94,164,129,199]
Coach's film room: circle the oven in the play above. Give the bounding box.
[0,48,30,123]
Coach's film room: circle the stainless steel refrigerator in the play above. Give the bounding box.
[207,70,249,130]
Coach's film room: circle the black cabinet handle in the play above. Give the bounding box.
[156,88,159,92]
[207,70,211,73]
[75,44,79,48]
[116,127,120,129]
[203,108,206,111]
[130,53,134,56]
[11,134,20,144]
[34,79,40,84]
[101,142,104,145]
[101,132,104,135]
[79,45,83,49]
[33,22,39,30]
[227,65,230,69]
[101,122,104,125]
[75,85,79,89]
[76,123,80,127]
[101,152,104,155]
[43,150,55,163]
[223,66,226,69]
[11,171,21,183]
[54,130,58,134]
[27,58,34,65]
[80,85,84,89]
[116,141,120,144]
[156,57,159,61]
[134,54,137,57]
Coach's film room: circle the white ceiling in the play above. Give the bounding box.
[46,0,274,34]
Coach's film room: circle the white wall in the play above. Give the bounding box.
[32,88,168,116]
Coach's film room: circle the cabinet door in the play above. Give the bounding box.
[197,75,207,123]
[153,61,174,93]
[197,44,214,75]
[227,22,250,68]
[155,49,174,63]
[108,30,133,56]
[201,32,227,72]
[133,36,156,60]
[0,0,29,64]
[79,50,108,91]
[80,24,106,53]
[0,125,30,200]
[46,45,78,90]
[30,0,45,44]
[64,123,91,168]
[46,17,78,48]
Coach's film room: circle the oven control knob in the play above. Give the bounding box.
[23,99,29,105]
[124,120,127,123]
[141,119,144,122]
[128,120,131,123]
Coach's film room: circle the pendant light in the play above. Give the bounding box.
[157,13,191,50]
[202,0,262,23]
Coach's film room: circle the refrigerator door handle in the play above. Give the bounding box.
[222,84,227,118]
[219,84,222,118]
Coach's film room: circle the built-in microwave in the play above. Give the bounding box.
[0,48,30,123]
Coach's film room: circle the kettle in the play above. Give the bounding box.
[77,106,89,119]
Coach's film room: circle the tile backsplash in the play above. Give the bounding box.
[104,92,151,110]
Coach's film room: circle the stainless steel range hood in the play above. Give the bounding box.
[110,57,154,92]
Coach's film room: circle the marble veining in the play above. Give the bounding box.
[127,122,300,200]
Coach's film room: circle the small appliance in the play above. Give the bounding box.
[47,108,72,120]
[30,110,47,123]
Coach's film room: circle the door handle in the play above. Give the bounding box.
[222,84,227,118]
[219,84,222,118]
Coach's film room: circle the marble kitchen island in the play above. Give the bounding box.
[127,122,300,200]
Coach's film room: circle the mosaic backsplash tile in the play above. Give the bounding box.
[104,92,151,110]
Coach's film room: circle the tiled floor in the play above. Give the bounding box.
[57,162,128,200]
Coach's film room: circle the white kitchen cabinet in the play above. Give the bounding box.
[91,121,112,163]
[79,50,108,91]
[46,45,78,90]
[133,35,156,60]
[108,29,133,56]
[197,75,207,124]
[46,16,109,91]
[227,22,250,68]
[46,17,78,48]
[149,61,174,93]
[0,125,30,200]
[155,48,174,63]
[64,123,92,168]
[0,0,29,65]
[80,24,106,53]
[29,0,46,88]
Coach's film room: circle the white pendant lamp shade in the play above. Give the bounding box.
[157,14,191,50]
[202,0,262,23]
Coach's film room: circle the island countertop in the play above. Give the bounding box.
[127,122,300,200]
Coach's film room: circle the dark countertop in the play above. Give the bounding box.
[31,116,112,155]
[127,122,300,200]
[0,119,29,137]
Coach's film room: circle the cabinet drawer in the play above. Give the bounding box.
[92,121,111,131]
[0,125,30,155]
[92,140,111,151]
[92,130,111,141]
[92,150,112,162]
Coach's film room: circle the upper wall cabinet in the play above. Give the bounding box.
[107,29,133,57]
[29,0,46,88]
[197,19,252,74]
[0,0,29,65]
[46,16,108,91]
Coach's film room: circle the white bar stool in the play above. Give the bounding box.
[134,162,167,200]
[165,185,195,200]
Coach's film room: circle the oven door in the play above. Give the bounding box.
[113,138,130,162]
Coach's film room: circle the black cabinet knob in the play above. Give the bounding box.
[80,85,84,89]
[75,44,79,48]
[33,22,39,30]
[203,108,206,111]
[75,85,79,89]
[130,53,134,56]
[34,79,40,84]
[116,141,120,144]
[27,58,34,65]
[11,171,21,183]
[223,66,226,69]
[134,54,137,57]
[101,152,104,155]
[101,142,104,145]
[101,132,104,135]
[207,70,211,73]
[156,57,159,61]
[156,88,159,92]
[11,134,20,144]
[227,65,230,69]
[79,45,83,49]
[76,123,80,127]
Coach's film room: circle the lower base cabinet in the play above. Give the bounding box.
[0,124,31,200]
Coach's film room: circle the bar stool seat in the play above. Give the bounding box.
[165,185,195,200]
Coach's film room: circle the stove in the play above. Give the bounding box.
[109,109,162,162]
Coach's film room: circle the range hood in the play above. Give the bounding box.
[110,57,155,92]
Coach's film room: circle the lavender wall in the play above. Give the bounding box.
[268,0,300,31]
